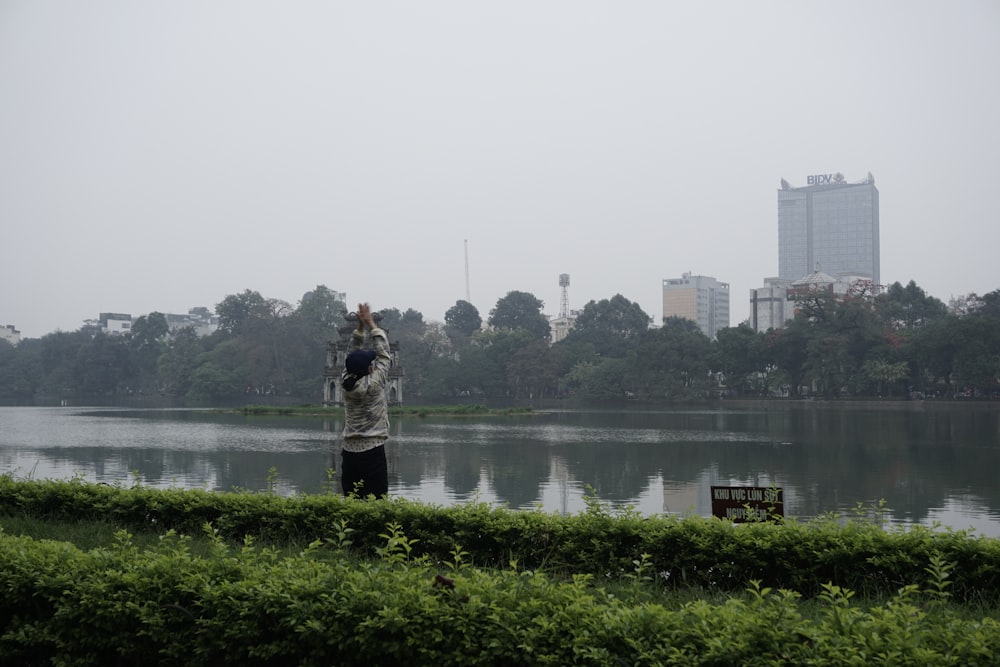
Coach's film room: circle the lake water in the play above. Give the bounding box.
[1,403,999,537]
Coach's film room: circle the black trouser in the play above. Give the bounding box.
[341,445,388,499]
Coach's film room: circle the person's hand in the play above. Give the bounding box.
[357,302,375,330]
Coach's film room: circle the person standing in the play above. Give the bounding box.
[340,302,391,498]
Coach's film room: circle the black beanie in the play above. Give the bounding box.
[345,349,377,375]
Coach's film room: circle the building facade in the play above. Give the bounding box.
[549,312,578,344]
[1,324,21,346]
[749,269,857,333]
[749,277,793,333]
[98,313,132,336]
[165,307,219,337]
[662,273,730,339]
[778,173,879,286]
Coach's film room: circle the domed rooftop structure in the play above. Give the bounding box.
[792,264,837,288]
[787,263,848,299]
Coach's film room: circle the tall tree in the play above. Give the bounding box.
[860,358,910,397]
[157,327,207,398]
[444,300,482,338]
[39,330,93,396]
[488,291,550,340]
[74,333,133,396]
[505,338,558,399]
[296,286,347,336]
[0,338,41,399]
[562,294,650,358]
[943,296,1000,395]
[562,357,631,399]
[766,321,810,397]
[455,343,504,398]
[215,290,273,335]
[712,323,769,396]
[475,328,540,398]
[378,307,426,345]
[878,280,948,330]
[971,289,1000,319]
[632,317,713,399]
[128,312,169,391]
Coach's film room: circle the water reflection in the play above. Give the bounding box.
[1,405,998,537]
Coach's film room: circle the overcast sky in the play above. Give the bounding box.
[2,1,998,339]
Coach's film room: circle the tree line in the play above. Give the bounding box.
[1,281,998,404]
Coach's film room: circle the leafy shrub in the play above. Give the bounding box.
[2,475,1000,604]
[2,526,1000,666]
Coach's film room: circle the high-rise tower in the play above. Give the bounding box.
[662,273,730,339]
[778,173,879,285]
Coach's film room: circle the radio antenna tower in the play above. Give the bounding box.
[558,273,570,318]
[464,239,471,302]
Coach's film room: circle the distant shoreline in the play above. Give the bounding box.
[235,398,999,417]
[709,397,999,411]
[237,404,537,417]
[2,397,995,412]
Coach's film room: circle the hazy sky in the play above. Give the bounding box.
[2,1,998,339]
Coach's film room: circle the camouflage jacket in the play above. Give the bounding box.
[341,327,391,449]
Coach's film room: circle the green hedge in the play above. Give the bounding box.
[2,476,1000,602]
[2,529,1000,666]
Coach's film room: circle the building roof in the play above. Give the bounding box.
[779,172,876,192]
[792,268,837,287]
